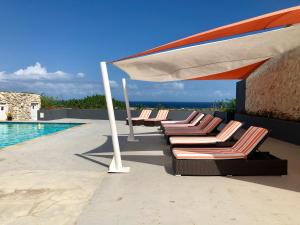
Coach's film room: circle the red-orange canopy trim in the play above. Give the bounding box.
[115,5,300,62]
[191,59,269,80]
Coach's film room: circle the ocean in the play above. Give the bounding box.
[129,101,219,109]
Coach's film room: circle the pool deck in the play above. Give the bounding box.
[0,119,299,225]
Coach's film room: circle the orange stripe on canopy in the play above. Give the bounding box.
[115,5,300,61]
[191,59,269,80]
[112,24,300,82]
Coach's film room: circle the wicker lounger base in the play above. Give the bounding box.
[172,152,287,176]
[126,120,144,126]
[144,120,165,126]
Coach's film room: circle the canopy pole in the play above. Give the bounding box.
[122,78,138,142]
[100,62,130,173]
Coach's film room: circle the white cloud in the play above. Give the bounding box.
[29,81,100,98]
[169,82,184,90]
[213,90,223,98]
[127,81,186,98]
[212,90,234,99]
[2,62,70,80]
[0,63,101,99]
[128,90,143,97]
[155,81,184,91]
[109,80,119,88]
[77,72,85,78]
[127,84,138,90]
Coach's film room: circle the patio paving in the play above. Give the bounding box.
[0,119,299,225]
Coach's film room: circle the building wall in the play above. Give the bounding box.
[0,92,41,120]
[245,47,300,121]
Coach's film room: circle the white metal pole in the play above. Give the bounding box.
[100,62,130,173]
[122,78,138,142]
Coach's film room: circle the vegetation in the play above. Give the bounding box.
[134,103,146,110]
[41,95,236,112]
[156,104,166,109]
[41,95,125,110]
[217,98,236,113]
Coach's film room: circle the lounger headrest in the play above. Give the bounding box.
[197,114,213,128]
[216,120,243,141]
[233,126,269,156]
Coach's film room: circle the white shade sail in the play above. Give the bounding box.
[112,24,300,82]
[100,6,300,174]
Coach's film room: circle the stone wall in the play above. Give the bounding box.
[245,47,300,121]
[0,92,41,120]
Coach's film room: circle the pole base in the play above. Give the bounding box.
[127,137,139,142]
[108,157,130,173]
[108,166,130,173]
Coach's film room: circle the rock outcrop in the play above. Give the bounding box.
[246,47,300,121]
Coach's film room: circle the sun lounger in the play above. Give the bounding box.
[163,114,213,132]
[143,110,169,126]
[127,109,152,126]
[160,111,199,128]
[172,126,288,176]
[165,116,222,137]
[161,113,204,130]
[169,120,243,147]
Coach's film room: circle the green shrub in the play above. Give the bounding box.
[218,98,236,113]
[134,104,146,110]
[41,95,125,110]
[156,104,166,109]
[41,95,63,109]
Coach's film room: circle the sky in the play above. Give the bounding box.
[0,0,299,102]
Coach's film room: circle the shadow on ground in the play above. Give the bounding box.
[76,132,300,193]
[82,134,168,154]
[75,133,173,174]
[228,149,300,193]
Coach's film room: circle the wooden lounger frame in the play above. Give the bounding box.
[144,110,169,126]
[126,109,152,126]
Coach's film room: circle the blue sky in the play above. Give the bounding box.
[0,0,298,101]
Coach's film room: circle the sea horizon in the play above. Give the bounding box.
[129,101,220,109]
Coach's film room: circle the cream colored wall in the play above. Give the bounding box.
[245,47,300,121]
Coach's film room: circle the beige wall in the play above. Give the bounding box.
[0,92,41,120]
[245,47,300,121]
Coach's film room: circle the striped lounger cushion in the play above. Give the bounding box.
[199,117,223,133]
[172,126,268,159]
[165,116,221,136]
[161,111,198,125]
[169,120,242,145]
[164,114,211,130]
[163,113,204,128]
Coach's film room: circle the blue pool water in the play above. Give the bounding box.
[0,122,81,148]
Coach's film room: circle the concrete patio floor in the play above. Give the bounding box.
[0,119,299,225]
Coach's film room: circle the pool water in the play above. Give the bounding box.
[0,122,81,148]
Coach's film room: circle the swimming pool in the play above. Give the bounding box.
[0,122,81,148]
